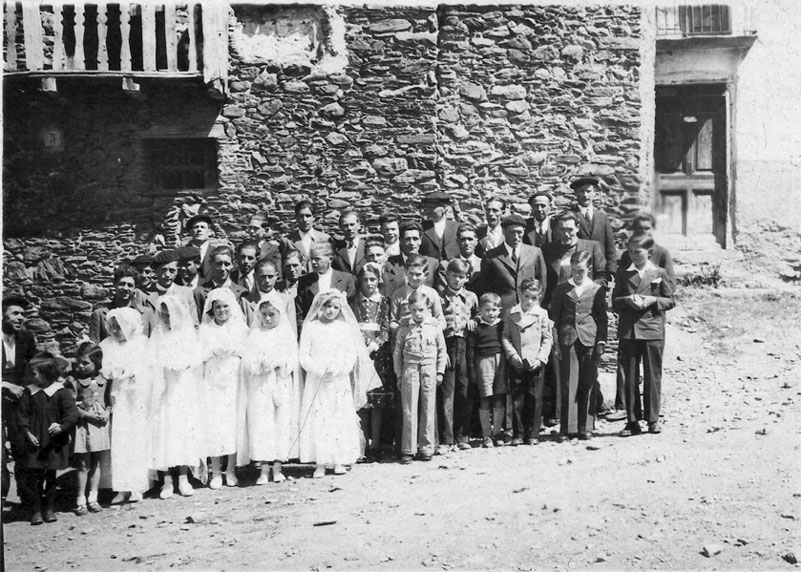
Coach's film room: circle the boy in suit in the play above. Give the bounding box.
[295,242,356,331]
[612,234,675,436]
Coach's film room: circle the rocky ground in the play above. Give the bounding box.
[4,283,800,571]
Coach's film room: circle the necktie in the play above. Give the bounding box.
[511,248,518,264]
[584,210,592,227]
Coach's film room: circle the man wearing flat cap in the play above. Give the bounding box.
[131,254,156,292]
[479,215,547,314]
[2,294,38,499]
[174,246,202,289]
[419,191,461,261]
[570,177,617,280]
[144,250,201,326]
[183,213,232,281]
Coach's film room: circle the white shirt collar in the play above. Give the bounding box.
[361,291,382,303]
[28,381,65,397]
[627,260,657,278]
[317,268,333,293]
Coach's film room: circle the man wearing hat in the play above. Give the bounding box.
[570,177,617,280]
[174,246,202,289]
[2,294,38,499]
[419,191,461,261]
[525,191,557,247]
[479,215,547,314]
[145,250,201,325]
[131,254,156,292]
[184,213,232,281]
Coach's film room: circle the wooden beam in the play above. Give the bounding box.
[120,2,131,72]
[52,3,64,71]
[5,2,17,72]
[4,69,200,78]
[97,3,108,71]
[141,3,156,72]
[201,2,228,96]
[186,2,197,72]
[21,1,44,71]
[41,76,58,92]
[164,2,177,72]
[72,1,85,70]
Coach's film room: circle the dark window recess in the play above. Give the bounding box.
[148,139,217,192]
[678,5,731,35]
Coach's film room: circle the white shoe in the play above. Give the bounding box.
[272,471,286,484]
[208,475,223,490]
[333,464,347,475]
[159,484,174,500]
[178,480,194,497]
[312,466,326,479]
[110,492,128,505]
[255,474,269,486]
[224,472,238,487]
[128,492,142,503]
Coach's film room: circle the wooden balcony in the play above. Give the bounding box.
[3,2,228,94]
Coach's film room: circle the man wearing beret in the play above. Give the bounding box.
[570,177,617,281]
[144,250,201,326]
[184,213,232,281]
[174,246,202,289]
[2,295,38,499]
[419,191,461,261]
[479,215,547,314]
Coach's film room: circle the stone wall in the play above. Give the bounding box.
[2,4,643,353]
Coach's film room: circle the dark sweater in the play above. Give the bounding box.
[469,320,503,357]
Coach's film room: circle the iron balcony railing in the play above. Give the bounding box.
[655,4,756,38]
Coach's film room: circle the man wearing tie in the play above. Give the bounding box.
[231,240,260,297]
[570,177,617,282]
[331,209,366,276]
[420,191,461,261]
[279,200,331,273]
[476,197,507,257]
[525,191,557,247]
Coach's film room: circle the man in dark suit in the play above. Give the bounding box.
[183,214,233,281]
[525,191,557,247]
[145,250,203,325]
[436,222,482,295]
[475,196,506,258]
[331,209,366,275]
[194,245,248,321]
[230,240,260,297]
[279,200,331,273]
[540,211,607,309]
[296,242,356,331]
[570,177,618,281]
[246,212,283,279]
[2,295,37,498]
[479,215,547,314]
[382,221,440,298]
[89,263,157,342]
[420,191,461,261]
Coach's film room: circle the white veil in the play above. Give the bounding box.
[302,289,380,409]
[100,307,148,382]
[199,288,249,360]
[150,295,203,371]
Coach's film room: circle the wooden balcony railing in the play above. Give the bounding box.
[3,2,227,92]
[655,4,756,38]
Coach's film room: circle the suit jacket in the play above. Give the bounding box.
[618,243,675,289]
[380,254,439,298]
[145,283,202,326]
[331,237,366,275]
[548,281,608,347]
[420,220,461,261]
[478,243,547,313]
[573,207,617,278]
[475,224,504,258]
[193,280,248,323]
[88,294,157,343]
[1,328,36,385]
[541,239,607,308]
[279,228,331,272]
[184,238,233,281]
[612,265,675,340]
[524,216,557,248]
[295,270,357,328]
[229,268,260,298]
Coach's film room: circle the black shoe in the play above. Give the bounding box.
[545,417,559,427]
[30,511,43,526]
[42,509,57,523]
[578,432,592,441]
[398,454,413,465]
[554,433,566,443]
[526,437,540,446]
[419,453,432,462]
[620,422,642,437]
[510,437,524,446]
[648,421,662,434]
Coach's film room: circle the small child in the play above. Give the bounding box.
[100,307,151,505]
[199,288,249,489]
[240,300,299,484]
[549,251,608,441]
[612,233,675,436]
[438,259,478,452]
[389,255,446,336]
[351,263,396,462]
[502,279,553,445]
[467,293,509,447]
[16,352,80,524]
[299,290,377,477]
[393,291,447,464]
[67,342,111,515]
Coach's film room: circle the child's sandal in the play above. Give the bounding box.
[87,501,102,513]
[74,505,88,516]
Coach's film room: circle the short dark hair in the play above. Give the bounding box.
[632,212,656,229]
[379,212,401,226]
[447,258,470,274]
[399,220,423,238]
[486,196,507,210]
[528,191,553,204]
[283,248,305,264]
[628,233,655,250]
[519,278,542,294]
[570,250,592,266]
[236,240,259,256]
[408,290,431,308]
[210,245,234,261]
[294,200,314,215]
[113,263,138,285]
[456,222,477,238]
[555,211,581,227]
[255,259,279,274]
[27,352,62,383]
[403,254,428,271]
[75,341,103,373]
[479,292,501,307]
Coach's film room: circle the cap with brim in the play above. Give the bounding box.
[570,177,600,191]
[501,214,527,228]
[185,214,213,232]
[2,294,29,310]
[131,254,155,267]
[152,250,180,267]
[419,191,452,205]
[175,246,201,261]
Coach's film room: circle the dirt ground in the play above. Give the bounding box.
[3,285,800,571]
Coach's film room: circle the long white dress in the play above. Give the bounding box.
[199,314,248,458]
[150,296,204,473]
[240,316,298,464]
[298,319,361,465]
[100,308,152,494]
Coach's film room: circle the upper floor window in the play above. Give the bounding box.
[147,138,217,194]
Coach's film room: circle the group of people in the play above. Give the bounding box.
[2,177,676,526]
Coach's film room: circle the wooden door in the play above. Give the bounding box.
[654,85,727,247]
